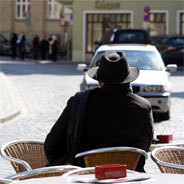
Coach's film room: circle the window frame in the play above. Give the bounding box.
[47,0,62,20]
[15,0,30,20]
[149,10,168,35]
[85,12,133,53]
[177,10,184,35]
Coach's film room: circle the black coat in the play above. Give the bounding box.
[44,84,154,172]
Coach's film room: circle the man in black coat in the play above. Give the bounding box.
[10,31,18,59]
[44,51,154,172]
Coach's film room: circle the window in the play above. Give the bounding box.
[47,0,62,19]
[150,12,167,35]
[86,13,131,53]
[15,0,30,19]
[180,13,184,34]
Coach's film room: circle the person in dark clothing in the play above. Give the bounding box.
[51,35,58,62]
[40,35,49,60]
[18,32,26,60]
[44,51,154,172]
[10,31,18,59]
[32,35,40,60]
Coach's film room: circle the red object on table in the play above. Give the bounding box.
[157,134,173,143]
[95,164,127,180]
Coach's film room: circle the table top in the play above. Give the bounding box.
[13,173,184,184]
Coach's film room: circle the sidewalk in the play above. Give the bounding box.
[0,71,21,123]
[0,56,75,123]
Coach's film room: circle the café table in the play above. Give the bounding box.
[12,173,184,184]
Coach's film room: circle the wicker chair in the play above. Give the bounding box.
[75,147,148,171]
[5,165,81,180]
[0,178,14,184]
[151,146,184,174]
[0,140,47,173]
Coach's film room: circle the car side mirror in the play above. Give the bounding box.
[166,64,177,72]
[77,64,87,72]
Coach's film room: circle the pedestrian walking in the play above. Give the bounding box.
[40,35,49,60]
[44,51,154,172]
[10,30,18,59]
[32,34,40,60]
[18,32,26,60]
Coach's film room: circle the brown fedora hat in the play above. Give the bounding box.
[87,51,139,84]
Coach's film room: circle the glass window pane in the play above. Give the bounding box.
[156,14,161,21]
[181,14,184,21]
[127,14,130,22]
[150,23,165,34]
[93,14,98,22]
[88,14,92,22]
[150,14,154,21]
[162,14,166,21]
[99,14,103,22]
[28,4,30,11]
[49,5,51,17]
[87,23,92,52]
[93,23,102,50]
[122,15,127,22]
[181,23,184,34]
[17,5,20,17]
[23,5,26,17]
[116,14,121,22]
[111,14,115,22]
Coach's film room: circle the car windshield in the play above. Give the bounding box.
[114,32,146,43]
[91,50,163,71]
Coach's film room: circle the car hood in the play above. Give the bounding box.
[85,70,170,87]
[132,70,170,86]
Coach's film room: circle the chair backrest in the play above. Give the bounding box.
[6,165,81,180]
[0,178,14,184]
[0,140,48,173]
[151,146,184,174]
[75,147,148,170]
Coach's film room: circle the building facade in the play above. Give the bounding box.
[0,0,72,57]
[0,0,184,62]
[67,0,184,62]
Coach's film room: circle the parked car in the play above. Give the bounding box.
[77,44,177,120]
[95,28,150,46]
[0,34,11,56]
[151,35,184,66]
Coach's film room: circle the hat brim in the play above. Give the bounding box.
[87,66,139,84]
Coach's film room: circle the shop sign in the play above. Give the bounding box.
[95,0,120,9]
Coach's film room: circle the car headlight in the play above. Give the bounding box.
[142,85,165,92]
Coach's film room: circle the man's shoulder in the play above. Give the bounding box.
[129,93,152,109]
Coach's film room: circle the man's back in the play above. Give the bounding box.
[81,84,153,153]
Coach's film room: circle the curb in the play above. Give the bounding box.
[0,72,21,123]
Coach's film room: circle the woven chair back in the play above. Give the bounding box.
[4,141,48,173]
[154,148,184,174]
[84,151,141,170]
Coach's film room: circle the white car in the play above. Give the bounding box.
[77,44,177,120]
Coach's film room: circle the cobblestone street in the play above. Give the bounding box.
[0,59,184,177]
